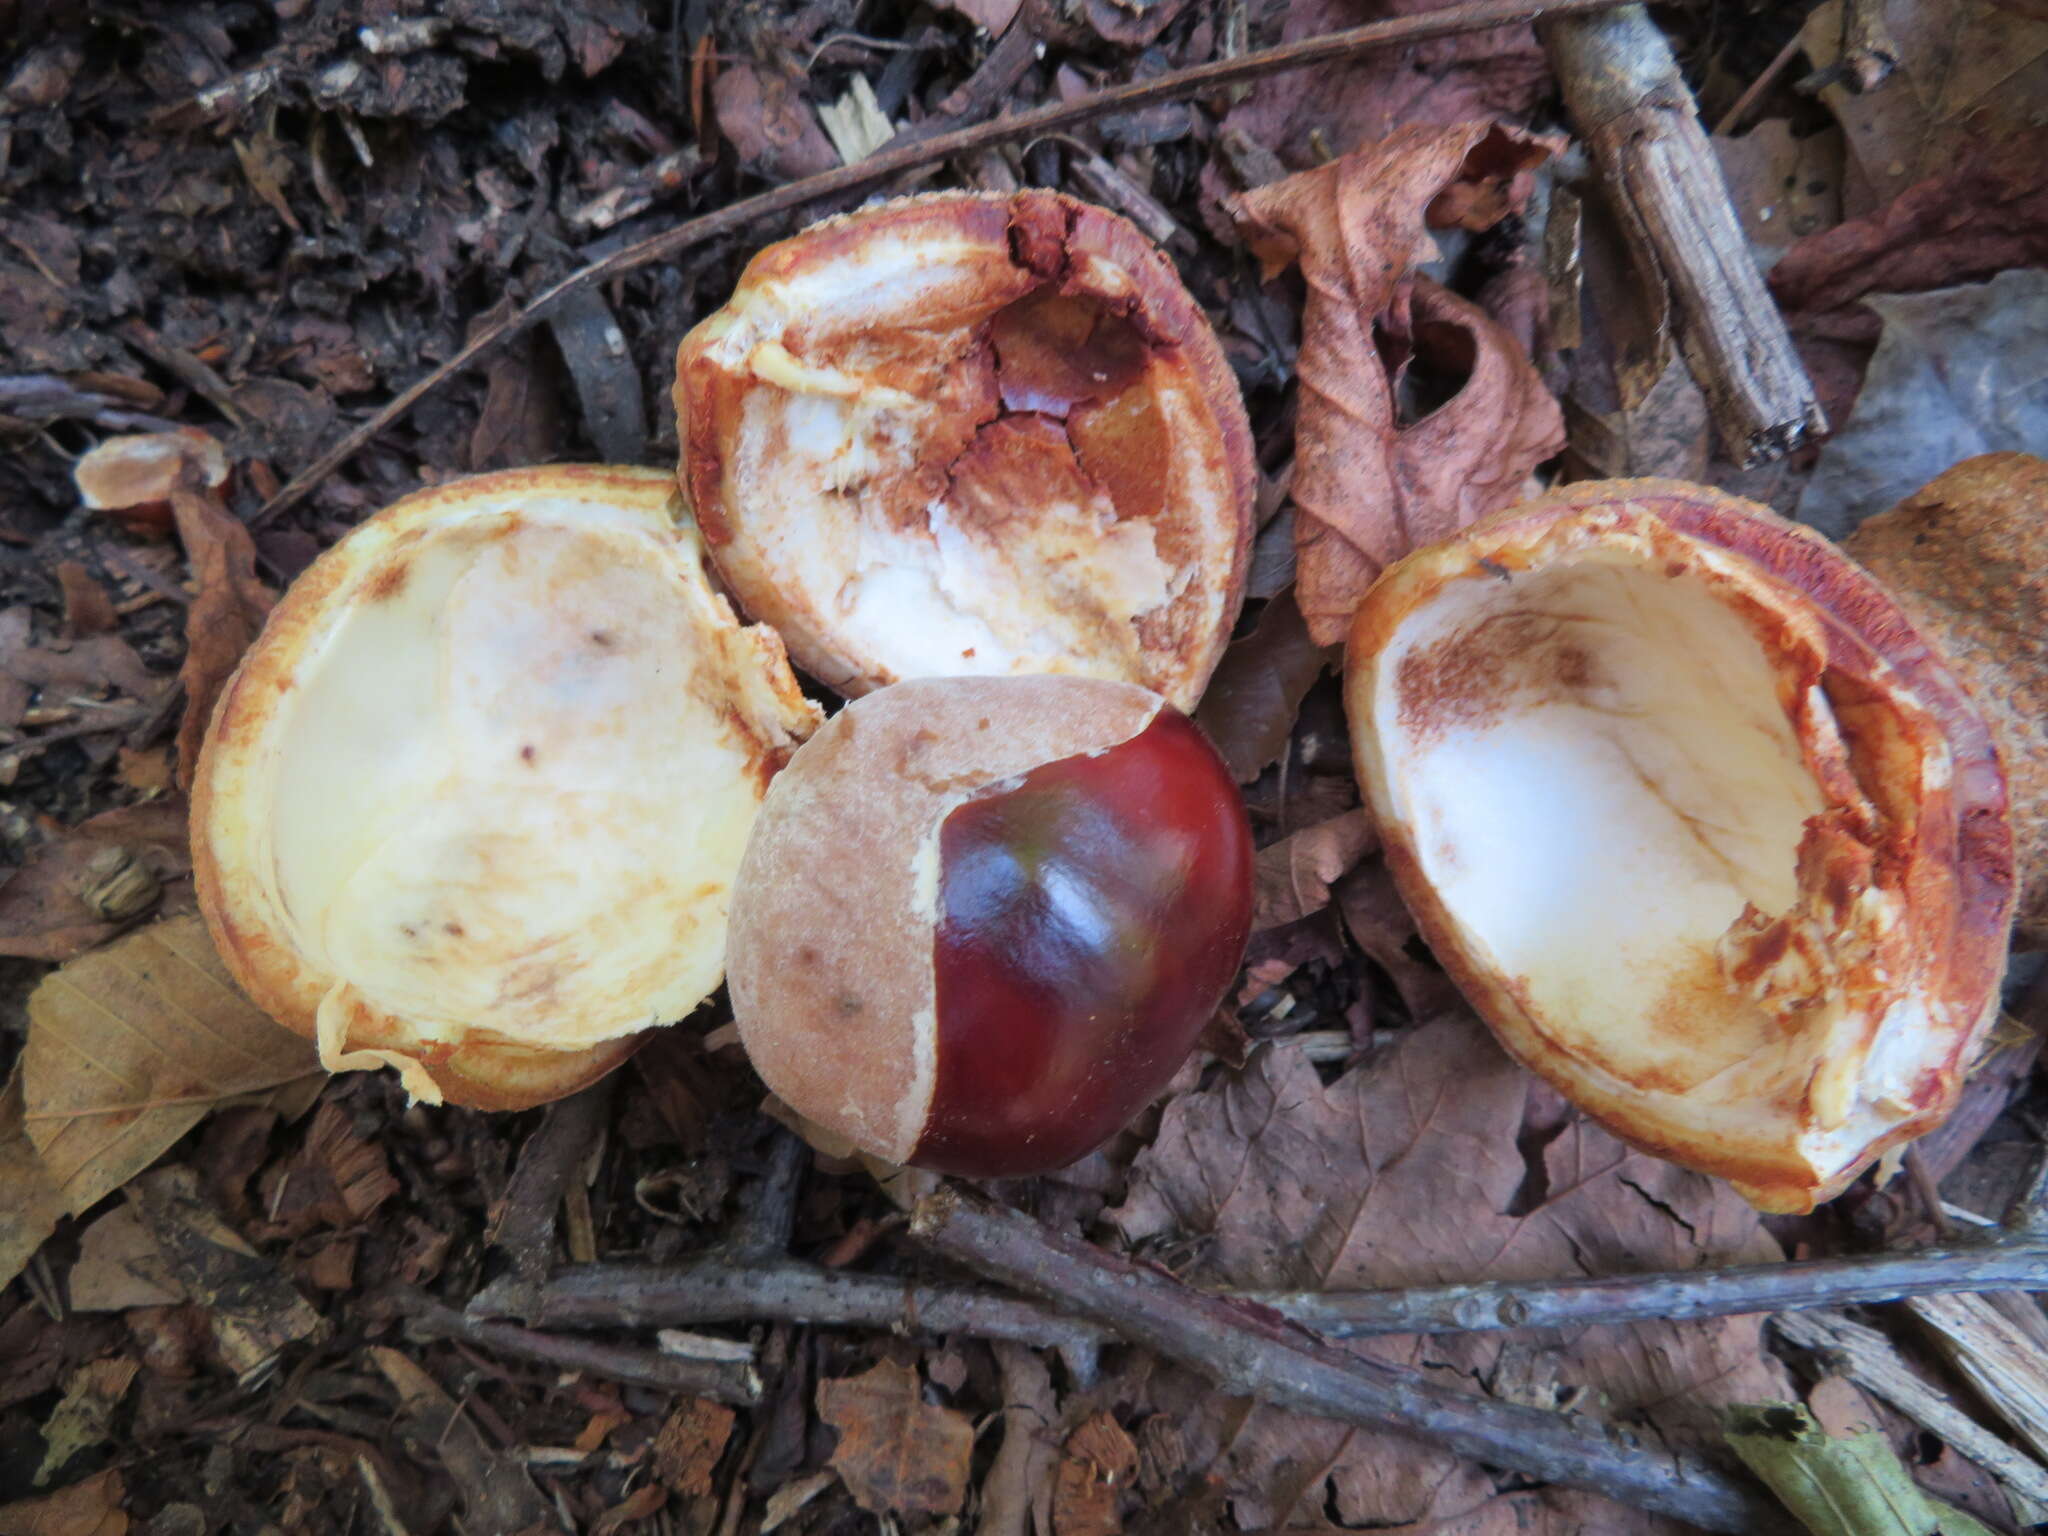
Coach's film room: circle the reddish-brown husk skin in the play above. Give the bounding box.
[917,709,1253,1176]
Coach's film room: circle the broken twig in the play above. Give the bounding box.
[1540,5,1826,463]
[1244,1232,2048,1337]
[254,0,1633,526]
[494,1256,1109,1373]
[910,1186,1788,1533]
[401,1292,762,1407]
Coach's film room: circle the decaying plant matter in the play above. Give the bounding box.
[1346,476,2017,1211]
[674,190,1256,709]
[192,465,821,1110]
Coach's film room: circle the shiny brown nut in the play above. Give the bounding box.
[674,190,1256,711]
[1346,478,2016,1213]
[193,465,822,1110]
[727,675,1254,1176]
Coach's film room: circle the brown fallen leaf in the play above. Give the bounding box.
[1191,590,1333,784]
[1109,1016,1790,1533]
[0,1072,66,1291]
[1799,0,2048,217]
[0,799,191,963]
[0,602,160,707]
[169,483,275,790]
[1772,127,2048,325]
[0,1468,127,1536]
[1231,124,1564,644]
[1211,0,1549,188]
[1331,858,1461,1022]
[67,1205,187,1313]
[22,915,323,1224]
[1251,811,1375,931]
[817,1359,973,1519]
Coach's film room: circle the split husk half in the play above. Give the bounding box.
[193,465,821,1110]
[1347,477,2016,1212]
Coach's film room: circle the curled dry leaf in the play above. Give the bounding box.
[22,915,322,1224]
[1229,124,1565,644]
[1251,810,1375,931]
[170,482,275,790]
[817,1359,974,1519]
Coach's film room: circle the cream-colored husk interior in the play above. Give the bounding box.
[256,496,771,1057]
[696,239,1229,691]
[1372,548,1944,1177]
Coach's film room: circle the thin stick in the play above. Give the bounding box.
[1541,6,1825,464]
[253,0,1633,526]
[910,1187,1789,1534]
[402,1293,762,1407]
[1243,1233,2048,1337]
[489,1256,1109,1369]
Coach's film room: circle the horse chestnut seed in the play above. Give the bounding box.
[727,675,1253,1176]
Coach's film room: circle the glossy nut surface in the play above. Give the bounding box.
[727,676,1253,1175]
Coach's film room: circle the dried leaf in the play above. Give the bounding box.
[1795,270,2048,542]
[1251,811,1374,931]
[817,1359,973,1518]
[1109,1017,1789,1532]
[68,1205,187,1312]
[1771,127,2048,332]
[1724,1401,2000,1536]
[0,1072,65,1291]
[169,486,275,791]
[0,603,159,705]
[1331,858,1461,1022]
[1192,591,1333,783]
[35,1358,137,1486]
[1213,0,1549,188]
[653,1398,736,1495]
[0,1468,127,1536]
[0,799,190,962]
[23,915,322,1220]
[1230,125,1563,643]
[1800,0,2048,216]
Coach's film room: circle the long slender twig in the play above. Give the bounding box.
[910,1186,1789,1534]
[402,1293,762,1407]
[1243,1233,2048,1338]
[484,1256,1110,1370]
[253,0,1632,526]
